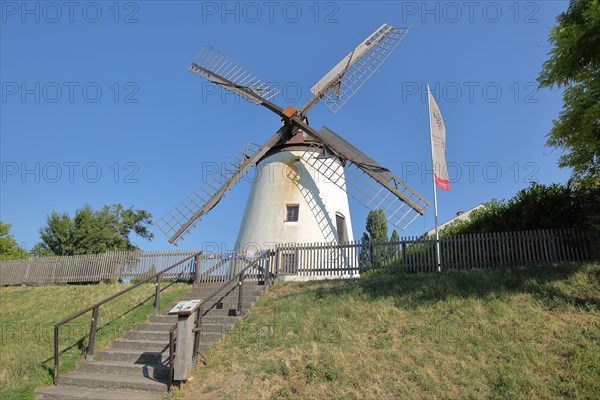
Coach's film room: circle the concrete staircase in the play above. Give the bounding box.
[36,281,267,400]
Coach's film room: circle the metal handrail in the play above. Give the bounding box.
[53,252,202,384]
[168,323,177,392]
[192,252,274,361]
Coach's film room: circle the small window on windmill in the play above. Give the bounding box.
[281,253,297,274]
[286,205,299,222]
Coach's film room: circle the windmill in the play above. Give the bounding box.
[157,23,430,258]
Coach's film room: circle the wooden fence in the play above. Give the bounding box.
[0,229,592,285]
[0,250,199,286]
[274,228,591,276]
[193,252,272,283]
[0,250,273,286]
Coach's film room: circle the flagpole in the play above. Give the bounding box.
[427,85,442,272]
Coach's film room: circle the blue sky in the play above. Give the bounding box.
[1,0,570,252]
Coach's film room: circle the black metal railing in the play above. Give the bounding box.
[192,251,274,362]
[52,252,202,385]
[168,324,177,392]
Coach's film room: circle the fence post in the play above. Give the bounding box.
[85,307,99,361]
[401,240,407,272]
[275,246,280,277]
[21,257,33,286]
[265,253,272,286]
[193,253,201,287]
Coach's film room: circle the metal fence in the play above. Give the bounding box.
[0,229,592,286]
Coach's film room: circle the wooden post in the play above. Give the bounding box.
[193,253,201,287]
[23,257,33,286]
[169,300,202,382]
[174,313,194,381]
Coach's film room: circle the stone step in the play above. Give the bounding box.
[203,301,257,310]
[77,361,169,379]
[180,294,263,303]
[122,330,170,341]
[152,308,247,319]
[195,341,221,354]
[193,282,265,288]
[145,315,239,326]
[200,322,236,333]
[136,322,176,332]
[110,339,169,352]
[95,349,169,364]
[147,315,177,323]
[200,315,241,324]
[172,301,259,312]
[195,331,226,343]
[202,307,255,317]
[189,284,265,292]
[186,288,265,297]
[147,309,253,323]
[36,385,164,400]
[57,372,168,392]
[189,283,265,290]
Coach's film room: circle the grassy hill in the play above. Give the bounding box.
[0,281,189,400]
[185,263,600,399]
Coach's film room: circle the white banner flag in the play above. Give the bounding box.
[427,87,450,191]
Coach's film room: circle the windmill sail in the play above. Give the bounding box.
[190,45,281,105]
[157,128,289,244]
[293,124,428,230]
[301,24,409,115]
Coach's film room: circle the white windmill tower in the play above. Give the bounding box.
[157,24,429,260]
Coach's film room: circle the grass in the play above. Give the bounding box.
[184,263,600,400]
[0,281,190,400]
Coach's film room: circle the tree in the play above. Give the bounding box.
[39,204,154,256]
[389,230,401,259]
[365,209,388,243]
[30,242,55,257]
[0,221,27,260]
[390,230,400,244]
[361,209,390,267]
[440,181,600,236]
[538,0,600,179]
[359,232,372,269]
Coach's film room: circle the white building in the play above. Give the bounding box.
[235,147,354,256]
[423,203,486,237]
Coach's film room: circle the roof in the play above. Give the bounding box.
[423,203,486,237]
